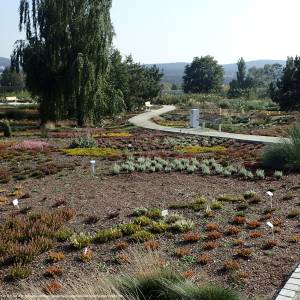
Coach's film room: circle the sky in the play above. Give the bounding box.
[1,0,300,64]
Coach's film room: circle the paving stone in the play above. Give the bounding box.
[279,289,296,298]
[294,268,300,273]
[287,278,300,286]
[285,283,300,292]
[292,273,300,279]
[276,295,293,300]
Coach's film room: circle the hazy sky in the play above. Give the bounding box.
[1,0,300,64]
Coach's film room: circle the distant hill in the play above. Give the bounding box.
[0,57,10,73]
[147,60,286,85]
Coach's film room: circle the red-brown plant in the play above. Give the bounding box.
[175,247,191,258]
[207,230,223,240]
[182,232,201,243]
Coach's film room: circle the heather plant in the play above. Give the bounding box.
[69,136,97,148]
[119,223,141,235]
[69,232,93,249]
[134,216,152,226]
[150,221,169,233]
[131,230,154,242]
[274,170,283,179]
[112,164,121,175]
[94,228,122,243]
[170,219,194,233]
[9,264,32,280]
[255,169,265,179]
[132,207,148,217]
[11,140,49,151]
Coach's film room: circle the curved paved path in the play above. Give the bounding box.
[129,105,289,144]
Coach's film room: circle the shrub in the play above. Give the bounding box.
[11,140,49,151]
[211,199,223,210]
[288,235,300,243]
[203,241,218,250]
[94,228,122,243]
[206,223,219,231]
[112,164,121,175]
[232,239,244,247]
[236,248,253,259]
[144,240,160,250]
[134,216,151,226]
[197,254,212,265]
[274,170,283,179]
[175,145,226,154]
[9,264,32,279]
[243,190,256,200]
[45,266,63,277]
[1,120,12,138]
[207,230,223,240]
[233,216,246,225]
[115,241,130,251]
[119,223,141,235]
[146,208,162,219]
[54,228,73,242]
[263,124,300,169]
[223,260,240,271]
[80,248,93,262]
[255,169,265,179]
[247,220,261,229]
[69,136,97,148]
[175,247,191,258]
[43,280,62,294]
[48,252,65,263]
[132,207,148,217]
[263,239,278,249]
[131,230,154,242]
[69,233,92,249]
[182,232,201,243]
[170,219,194,233]
[249,232,263,238]
[181,255,196,264]
[225,226,241,236]
[150,222,168,233]
[165,214,183,224]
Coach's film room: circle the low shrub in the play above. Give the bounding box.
[150,222,169,233]
[263,239,278,249]
[119,223,141,235]
[79,248,93,262]
[48,252,65,263]
[134,216,151,226]
[249,232,263,238]
[55,228,73,242]
[9,264,32,279]
[43,280,62,294]
[94,228,122,243]
[45,266,63,277]
[182,232,201,243]
[274,170,283,179]
[131,230,154,242]
[170,219,194,233]
[233,216,246,225]
[175,247,191,258]
[63,147,121,157]
[203,241,218,250]
[236,248,253,259]
[247,220,261,229]
[225,226,241,236]
[207,230,223,240]
[69,136,97,148]
[115,241,130,251]
[69,233,93,249]
[223,260,240,271]
[206,223,219,231]
[144,240,160,250]
[197,254,212,265]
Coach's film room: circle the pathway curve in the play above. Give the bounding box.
[129,105,289,144]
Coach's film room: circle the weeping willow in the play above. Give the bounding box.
[12,0,121,125]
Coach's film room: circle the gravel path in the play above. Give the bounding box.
[129,105,290,144]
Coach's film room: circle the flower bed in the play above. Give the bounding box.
[63,147,122,157]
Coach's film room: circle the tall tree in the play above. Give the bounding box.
[270,56,300,111]
[12,0,118,125]
[183,56,224,93]
[236,57,247,88]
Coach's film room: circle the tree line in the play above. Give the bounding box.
[11,0,162,125]
[182,55,300,111]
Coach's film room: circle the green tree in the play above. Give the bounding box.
[12,0,118,126]
[171,83,178,90]
[0,67,24,88]
[270,56,300,110]
[236,57,247,88]
[183,56,224,93]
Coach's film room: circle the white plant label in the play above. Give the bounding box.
[161,209,169,217]
[266,221,273,228]
[90,160,96,174]
[12,198,19,208]
[84,247,88,255]
[266,191,273,197]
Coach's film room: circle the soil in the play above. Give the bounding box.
[0,162,300,299]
